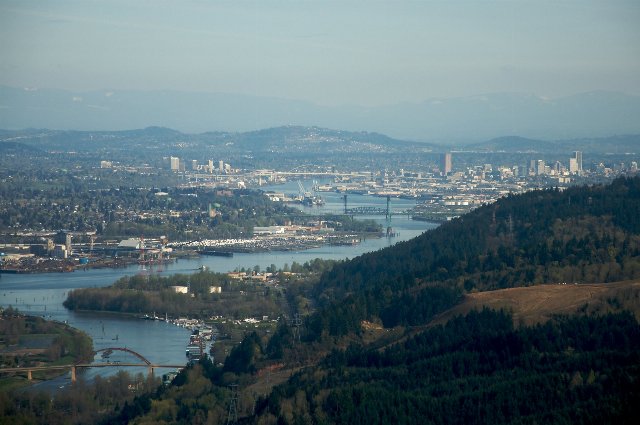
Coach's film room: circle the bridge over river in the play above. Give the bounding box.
[338,194,410,217]
[0,347,185,383]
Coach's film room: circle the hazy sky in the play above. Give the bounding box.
[1,0,639,106]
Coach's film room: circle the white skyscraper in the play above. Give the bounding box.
[440,152,452,175]
[569,158,579,174]
[170,156,180,171]
[570,151,583,175]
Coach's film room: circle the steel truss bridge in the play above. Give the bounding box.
[344,206,397,216]
[0,347,184,384]
[340,194,408,217]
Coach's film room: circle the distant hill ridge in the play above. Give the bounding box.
[0,125,638,154]
[2,85,640,141]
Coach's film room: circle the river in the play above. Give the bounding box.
[0,181,437,390]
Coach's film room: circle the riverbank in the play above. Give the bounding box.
[0,232,376,274]
[0,211,437,387]
[0,309,93,391]
[0,255,182,275]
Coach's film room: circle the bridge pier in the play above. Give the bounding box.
[71,366,76,383]
[148,366,154,377]
[27,370,32,380]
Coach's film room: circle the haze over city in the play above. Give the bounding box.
[1,0,639,140]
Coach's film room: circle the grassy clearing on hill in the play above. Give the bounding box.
[430,280,640,327]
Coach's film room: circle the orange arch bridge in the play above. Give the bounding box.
[0,347,184,384]
[94,347,152,365]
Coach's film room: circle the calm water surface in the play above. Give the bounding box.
[0,183,437,388]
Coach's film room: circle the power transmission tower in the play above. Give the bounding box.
[291,313,302,343]
[226,384,239,425]
[508,213,514,242]
[385,195,393,237]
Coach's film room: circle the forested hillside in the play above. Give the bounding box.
[74,177,640,425]
[305,176,640,336]
[258,310,640,424]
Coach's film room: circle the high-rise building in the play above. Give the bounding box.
[170,156,180,171]
[537,160,546,175]
[219,160,224,172]
[208,160,214,173]
[529,160,537,176]
[191,160,198,171]
[571,151,583,174]
[569,158,579,174]
[440,152,452,175]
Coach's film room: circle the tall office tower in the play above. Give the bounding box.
[170,156,180,171]
[219,160,224,172]
[572,151,583,174]
[191,160,198,171]
[208,160,214,173]
[569,158,579,174]
[440,152,452,175]
[537,160,546,175]
[529,159,537,176]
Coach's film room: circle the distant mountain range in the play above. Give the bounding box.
[1,86,639,143]
[0,126,638,155]
[0,126,437,156]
